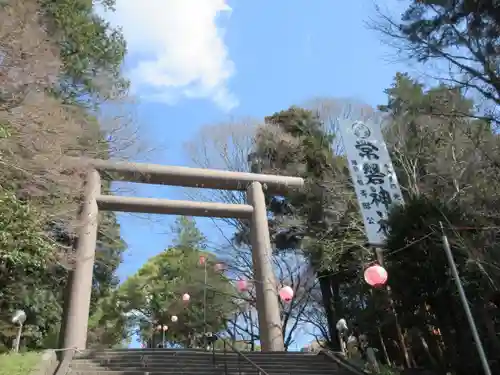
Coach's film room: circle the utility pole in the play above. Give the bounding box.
[203,259,207,350]
[439,222,491,375]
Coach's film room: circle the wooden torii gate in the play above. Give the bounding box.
[60,157,304,354]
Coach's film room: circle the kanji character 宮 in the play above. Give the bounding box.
[355,140,379,160]
[363,163,385,185]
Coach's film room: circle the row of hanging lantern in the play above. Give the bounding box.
[233,267,387,300]
[234,266,387,294]
[166,269,384,320]
[155,315,179,330]
[154,314,179,348]
[145,257,386,349]
[194,255,387,305]
[198,255,297,303]
[155,315,180,348]
[145,258,385,349]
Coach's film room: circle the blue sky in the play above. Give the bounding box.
[100,0,409,349]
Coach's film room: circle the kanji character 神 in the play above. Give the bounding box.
[369,186,392,210]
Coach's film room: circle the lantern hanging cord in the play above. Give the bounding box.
[144,224,497,335]
[138,223,500,300]
[165,224,493,295]
[310,223,500,283]
[130,223,500,331]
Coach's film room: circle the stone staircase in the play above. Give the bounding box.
[70,348,362,375]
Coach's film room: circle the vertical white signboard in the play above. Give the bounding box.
[339,120,404,246]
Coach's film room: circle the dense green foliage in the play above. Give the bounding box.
[378,73,500,374]
[118,217,236,348]
[38,0,128,105]
[0,193,63,350]
[373,0,500,123]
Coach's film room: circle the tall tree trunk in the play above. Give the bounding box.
[481,301,500,360]
[378,326,391,366]
[331,273,344,320]
[432,296,461,374]
[375,248,412,368]
[249,309,256,351]
[318,269,340,350]
[417,330,439,369]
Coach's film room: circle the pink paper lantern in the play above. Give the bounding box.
[364,264,388,287]
[182,293,190,302]
[236,279,248,292]
[279,286,294,302]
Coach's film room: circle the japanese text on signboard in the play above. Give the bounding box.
[339,121,404,245]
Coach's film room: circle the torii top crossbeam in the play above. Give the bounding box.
[66,157,304,193]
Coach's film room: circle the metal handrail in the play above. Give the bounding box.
[208,334,270,375]
[53,348,76,375]
[223,337,270,375]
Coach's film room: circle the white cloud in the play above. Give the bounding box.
[99,0,237,111]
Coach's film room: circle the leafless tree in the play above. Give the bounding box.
[217,243,317,351]
[0,1,82,223]
[0,0,150,269]
[184,118,258,234]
